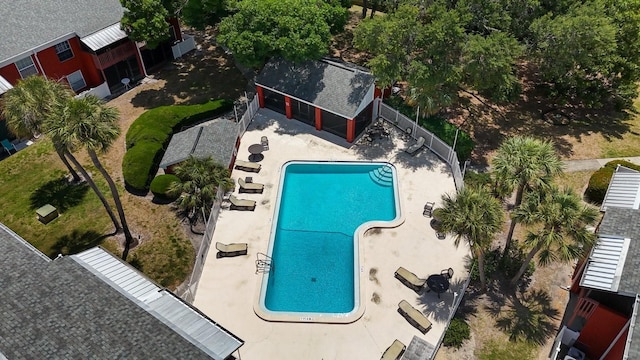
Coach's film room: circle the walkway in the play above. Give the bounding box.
[563,156,640,172]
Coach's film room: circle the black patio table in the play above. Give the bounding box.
[426,274,450,298]
[248,144,264,162]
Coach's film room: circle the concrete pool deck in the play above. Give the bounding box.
[193,109,471,359]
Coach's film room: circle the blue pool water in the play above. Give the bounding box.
[262,161,398,316]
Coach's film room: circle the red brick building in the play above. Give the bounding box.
[550,166,640,360]
[0,0,183,99]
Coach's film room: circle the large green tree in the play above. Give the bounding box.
[509,185,598,285]
[181,0,228,30]
[49,96,136,260]
[462,32,523,102]
[530,1,621,107]
[120,0,171,49]
[1,76,81,182]
[217,0,348,68]
[168,156,234,231]
[355,1,522,114]
[492,136,563,257]
[437,187,505,291]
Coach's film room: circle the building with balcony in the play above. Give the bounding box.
[0,0,185,99]
[551,166,640,360]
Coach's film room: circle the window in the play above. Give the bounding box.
[66,70,86,92]
[55,41,74,62]
[15,56,38,78]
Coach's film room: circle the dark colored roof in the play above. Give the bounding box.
[0,0,124,64]
[0,224,226,359]
[160,119,239,169]
[598,208,640,295]
[255,58,376,119]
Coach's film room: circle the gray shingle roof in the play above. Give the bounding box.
[160,119,239,169]
[0,223,233,359]
[598,208,640,295]
[0,0,124,64]
[255,58,376,119]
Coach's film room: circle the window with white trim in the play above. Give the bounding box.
[66,70,86,92]
[15,56,38,78]
[55,41,74,62]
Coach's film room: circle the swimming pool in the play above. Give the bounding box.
[255,161,402,323]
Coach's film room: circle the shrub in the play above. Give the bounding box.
[464,170,492,190]
[443,317,471,349]
[468,241,534,284]
[150,174,181,200]
[123,99,233,192]
[585,160,640,204]
[384,97,474,161]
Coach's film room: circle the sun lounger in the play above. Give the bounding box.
[395,267,426,293]
[229,195,256,211]
[215,242,248,258]
[398,300,432,334]
[1,139,16,154]
[404,136,425,155]
[238,178,264,194]
[235,160,261,173]
[381,339,406,360]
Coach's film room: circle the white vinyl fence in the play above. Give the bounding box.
[378,100,465,191]
[172,34,197,59]
[179,94,259,303]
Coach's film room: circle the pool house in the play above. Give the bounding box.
[254,58,377,142]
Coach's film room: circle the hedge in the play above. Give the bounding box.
[585,160,640,204]
[150,174,181,200]
[443,318,471,349]
[123,99,233,192]
[384,97,474,162]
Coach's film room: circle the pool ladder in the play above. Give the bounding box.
[256,252,273,274]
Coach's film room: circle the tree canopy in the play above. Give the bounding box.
[354,2,522,113]
[217,0,348,68]
[353,0,640,112]
[120,0,171,49]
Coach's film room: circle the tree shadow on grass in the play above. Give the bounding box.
[487,288,559,345]
[51,230,111,256]
[29,178,89,212]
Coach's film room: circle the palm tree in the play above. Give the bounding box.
[492,136,563,257]
[509,185,598,285]
[437,187,505,291]
[1,76,81,182]
[168,156,234,232]
[49,96,136,259]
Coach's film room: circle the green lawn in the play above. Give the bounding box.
[0,139,193,289]
[0,140,112,256]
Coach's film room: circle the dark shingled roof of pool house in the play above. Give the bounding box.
[255,57,377,142]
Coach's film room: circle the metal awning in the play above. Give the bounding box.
[80,23,127,51]
[580,235,630,292]
[72,247,244,359]
[602,166,640,211]
[0,75,13,95]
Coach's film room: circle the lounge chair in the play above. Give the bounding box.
[404,136,425,155]
[215,242,248,258]
[229,195,256,211]
[1,139,16,154]
[261,136,269,150]
[398,300,432,334]
[395,267,426,293]
[381,339,406,360]
[235,160,261,173]
[238,178,264,194]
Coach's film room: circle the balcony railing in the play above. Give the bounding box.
[92,42,137,70]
